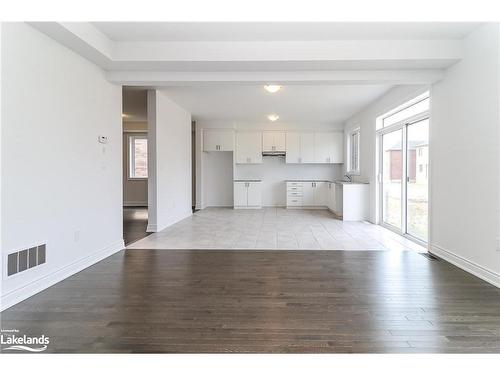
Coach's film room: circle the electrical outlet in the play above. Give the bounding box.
[496,238,500,252]
[74,230,80,242]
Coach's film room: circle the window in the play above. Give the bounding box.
[377,91,430,129]
[348,128,360,175]
[129,135,148,179]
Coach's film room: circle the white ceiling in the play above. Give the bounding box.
[93,22,480,42]
[159,84,392,124]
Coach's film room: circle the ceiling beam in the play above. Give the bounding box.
[29,22,456,85]
[106,70,444,86]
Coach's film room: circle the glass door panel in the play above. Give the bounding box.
[382,129,403,229]
[406,119,429,241]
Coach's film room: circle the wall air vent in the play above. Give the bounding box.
[6,244,46,276]
[420,252,439,261]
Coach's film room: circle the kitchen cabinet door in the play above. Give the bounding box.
[203,130,218,151]
[273,132,286,152]
[233,182,248,207]
[331,132,344,163]
[262,132,275,152]
[203,130,234,151]
[300,133,315,163]
[236,132,262,164]
[246,182,262,207]
[314,132,334,163]
[302,182,315,206]
[218,130,234,151]
[313,182,328,206]
[285,132,301,163]
[327,183,336,210]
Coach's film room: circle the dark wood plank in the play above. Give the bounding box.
[2,250,500,353]
[123,207,150,245]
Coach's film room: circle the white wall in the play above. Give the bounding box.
[430,23,500,285]
[343,85,429,223]
[1,23,123,309]
[205,152,234,207]
[147,90,192,232]
[122,122,148,206]
[195,120,343,208]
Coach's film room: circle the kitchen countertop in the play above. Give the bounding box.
[285,179,331,182]
[286,179,369,185]
[332,180,370,185]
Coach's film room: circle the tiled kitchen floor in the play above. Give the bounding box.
[127,207,426,252]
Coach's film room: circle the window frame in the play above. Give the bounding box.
[128,134,148,180]
[347,127,361,176]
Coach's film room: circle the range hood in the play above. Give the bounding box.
[262,151,286,156]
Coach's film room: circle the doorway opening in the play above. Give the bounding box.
[376,92,430,246]
[122,87,151,245]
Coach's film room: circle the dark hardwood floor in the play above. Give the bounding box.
[2,249,500,353]
[123,207,150,246]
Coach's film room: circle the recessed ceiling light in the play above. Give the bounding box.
[264,85,282,93]
[267,114,279,122]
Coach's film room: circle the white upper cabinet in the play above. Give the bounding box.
[285,132,301,163]
[263,131,286,152]
[300,133,315,163]
[314,132,333,163]
[285,132,314,164]
[235,131,262,164]
[314,132,344,163]
[330,132,344,163]
[203,129,234,151]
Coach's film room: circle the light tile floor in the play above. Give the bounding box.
[127,207,426,252]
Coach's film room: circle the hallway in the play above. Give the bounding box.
[123,207,150,246]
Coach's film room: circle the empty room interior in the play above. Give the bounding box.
[1,21,500,354]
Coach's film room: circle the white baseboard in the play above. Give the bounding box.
[146,223,157,232]
[1,239,125,311]
[430,243,500,288]
[123,201,148,207]
[148,211,193,233]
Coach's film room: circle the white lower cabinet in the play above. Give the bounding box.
[286,181,328,208]
[314,182,328,206]
[234,181,262,209]
[327,182,336,211]
[330,183,369,221]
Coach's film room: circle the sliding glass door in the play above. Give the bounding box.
[406,119,429,242]
[381,129,403,230]
[379,117,429,244]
